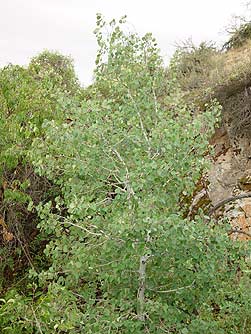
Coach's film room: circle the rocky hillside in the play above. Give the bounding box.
[176,32,251,241]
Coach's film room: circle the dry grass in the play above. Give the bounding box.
[176,40,251,109]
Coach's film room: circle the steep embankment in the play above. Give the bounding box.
[179,39,251,239]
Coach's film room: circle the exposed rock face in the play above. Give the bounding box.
[207,92,251,240]
[231,199,251,240]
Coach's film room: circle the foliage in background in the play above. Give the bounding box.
[0,14,251,334]
[28,50,80,95]
[171,31,251,126]
[0,52,80,294]
[174,40,217,86]
[223,16,251,50]
[0,51,80,171]
[171,9,251,151]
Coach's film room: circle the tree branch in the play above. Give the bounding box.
[209,193,251,215]
[229,229,251,238]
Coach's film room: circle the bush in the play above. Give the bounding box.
[223,21,251,50]
[0,52,80,294]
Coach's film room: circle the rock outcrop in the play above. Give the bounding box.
[208,85,251,240]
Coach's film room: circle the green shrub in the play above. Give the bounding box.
[0,51,80,294]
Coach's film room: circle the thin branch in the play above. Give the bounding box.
[229,229,251,238]
[148,281,195,294]
[112,148,135,198]
[127,89,151,153]
[59,217,126,243]
[31,305,43,334]
[62,220,103,236]
[209,193,251,215]
[152,79,159,126]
